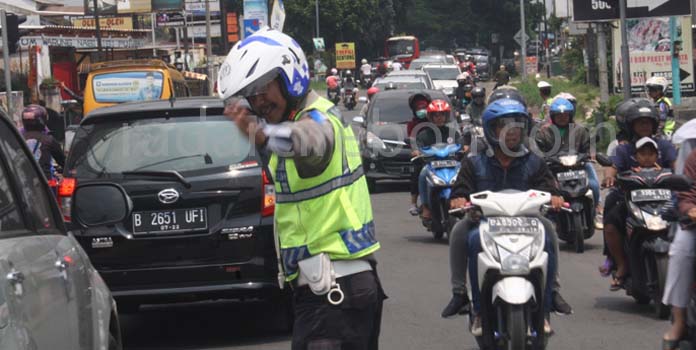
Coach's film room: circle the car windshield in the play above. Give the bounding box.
[387,39,415,57]
[92,71,164,103]
[409,60,437,70]
[67,115,253,178]
[369,97,414,124]
[475,56,488,63]
[374,81,426,90]
[423,67,460,80]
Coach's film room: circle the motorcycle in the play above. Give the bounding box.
[545,152,595,253]
[412,143,462,240]
[462,189,557,350]
[361,74,373,88]
[327,87,341,105]
[597,154,692,319]
[342,87,359,111]
[459,114,485,155]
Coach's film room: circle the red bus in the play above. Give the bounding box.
[385,35,420,68]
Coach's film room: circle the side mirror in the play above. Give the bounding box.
[595,153,613,167]
[358,96,368,104]
[73,183,132,227]
[459,114,471,123]
[660,175,693,192]
[352,116,365,125]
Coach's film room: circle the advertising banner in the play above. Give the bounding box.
[612,16,694,93]
[335,42,356,69]
[185,0,220,15]
[243,0,268,35]
[92,71,164,103]
[116,0,151,13]
[270,0,285,31]
[72,17,134,30]
[152,0,184,11]
[84,0,117,15]
[156,12,186,27]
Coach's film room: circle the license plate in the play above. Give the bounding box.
[431,160,459,169]
[631,189,671,202]
[132,208,207,234]
[487,217,542,235]
[557,170,586,181]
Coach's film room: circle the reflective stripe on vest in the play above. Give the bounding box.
[276,166,365,203]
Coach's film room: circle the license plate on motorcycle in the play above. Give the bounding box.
[487,217,542,235]
[631,189,671,202]
[556,170,586,181]
[431,160,459,169]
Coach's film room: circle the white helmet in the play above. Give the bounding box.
[361,58,368,64]
[645,76,669,93]
[331,68,338,75]
[554,92,576,105]
[537,81,552,89]
[345,70,352,76]
[218,27,310,102]
[456,72,470,81]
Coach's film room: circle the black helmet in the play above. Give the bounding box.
[472,87,486,98]
[385,82,397,90]
[408,92,432,112]
[463,84,474,92]
[488,87,527,108]
[21,104,48,131]
[615,98,658,140]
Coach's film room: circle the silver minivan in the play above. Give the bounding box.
[0,110,122,350]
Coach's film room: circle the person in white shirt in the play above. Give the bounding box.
[360,59,372,80]
[391,61,403,71]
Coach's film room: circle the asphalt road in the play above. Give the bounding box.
[121,83,668,350]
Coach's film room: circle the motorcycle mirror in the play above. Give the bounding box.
[659,175,693,192]
[352,116,365,125]
[595,153,613,167]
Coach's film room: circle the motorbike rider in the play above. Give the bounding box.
[325,68,341,99]
[534,97,602,226]
[407,92,434,216]
[601,98,677,291]
[359,87,380,117]
[415,99,464,222]
[342,70,356,89]
[21,104,65,181]
[444,98,570,335]
[360,58,372,82]
[538,81,553,121]
[219,28,385,350]
[391,60,403,71]
[456,82,474,111]
[465,87,486,124]
[661,122,696,350]
[645,76,676,139]
[493,65,510,89]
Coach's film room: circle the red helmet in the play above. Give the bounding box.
[367,87,380,97]
[427,99,451,113]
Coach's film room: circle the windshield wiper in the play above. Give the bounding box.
[130,154,213,172]
[121,170,192,188]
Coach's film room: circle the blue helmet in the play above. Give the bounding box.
[549,97,575,124]
[482,98,531,149]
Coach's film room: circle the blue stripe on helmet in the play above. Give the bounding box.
[238,35,283,49]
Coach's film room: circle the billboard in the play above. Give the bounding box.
[116,0,151,13]
[92,71,164,103]
[152,0,184,11]
[243,0,268,36]
[335,42,356,69]
[72,17,134,30]
[84,0,117,15]
[612,16,694,93]
[574,0,691,22]
[156,12,186,27]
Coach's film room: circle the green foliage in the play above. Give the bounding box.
[515,77,599,121]
[559,37,587,84]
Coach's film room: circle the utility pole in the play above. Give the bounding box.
[670,16,681,105]
[93,0,103,61]
[151,12,156,57]
[619,0,631,99]
[543,0,550,77]
[597,23,609,104]
[205,0,213,94]
[520,0,527,78]
[1,10,12,119]
[315,0,320,38]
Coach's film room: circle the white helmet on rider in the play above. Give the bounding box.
[645,76,669,93]
[361,58,368,64]
[331,67,338,75]
[218,27,310,104]
[345,70,352,76]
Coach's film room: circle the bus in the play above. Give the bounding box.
[385,35,420,68]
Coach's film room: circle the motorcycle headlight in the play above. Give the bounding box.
[449,173,458,185]
[529,233,544,259]
[366,132,387,150]
[643,211,668,231]
[559,155,578,167]
[429,172,447,186]
[482,232,500,261]
[629,201,644,221]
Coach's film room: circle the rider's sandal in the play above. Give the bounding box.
[598,258,613,277]
[609,273,626,292]
[662,337,683,350]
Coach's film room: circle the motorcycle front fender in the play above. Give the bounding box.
[492,277,536,305]
[643,236,671,254]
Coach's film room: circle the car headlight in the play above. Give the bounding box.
[429,172,447,186]
[629,201,644,221]
[366,132,387,150]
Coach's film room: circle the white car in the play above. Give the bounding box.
[421,64,462,97]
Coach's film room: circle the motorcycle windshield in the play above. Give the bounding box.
[422,143,461,158]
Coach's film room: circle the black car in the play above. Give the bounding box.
[61,97,289,321]
[351,89,455,192]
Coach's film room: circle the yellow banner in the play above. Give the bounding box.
[335,42,356,69]
[72,17,134,30]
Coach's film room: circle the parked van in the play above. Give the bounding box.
[83,59,190,116]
